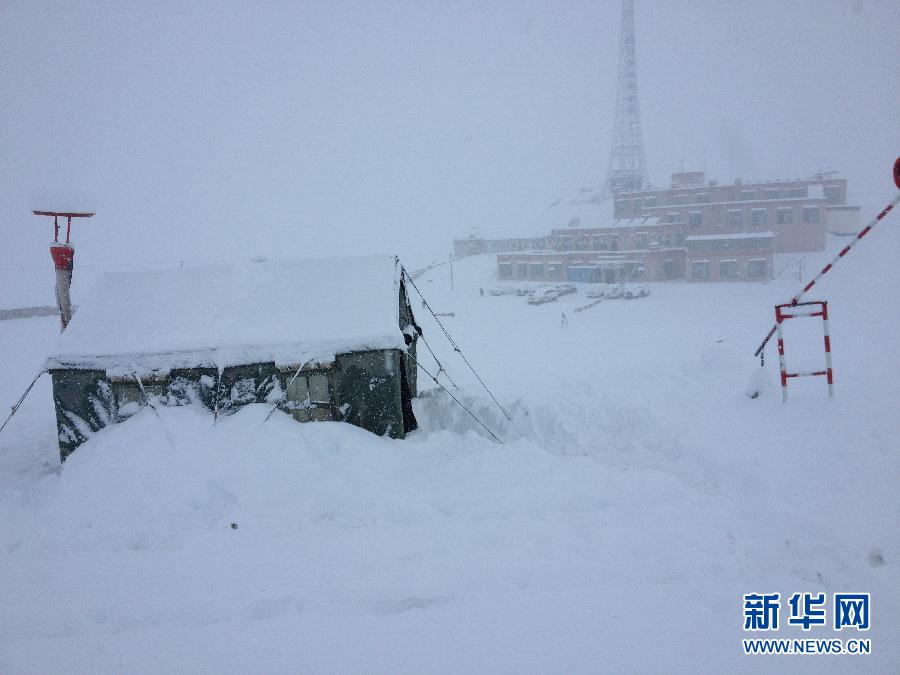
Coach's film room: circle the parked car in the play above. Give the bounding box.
[555,284,577,297]
[527,286,560,305]
[605,284,623,299]
[489,287,516,296]
[585,285,609,299]
[621,284,650,299]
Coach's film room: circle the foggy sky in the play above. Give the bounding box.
[2,0,898,288]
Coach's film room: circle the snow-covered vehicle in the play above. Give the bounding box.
[555,284,577,297]
[527,286,560,305]
[605,284,623,299]
[621,284,650,299]
[489,287,516,296]
[585,286,606,299]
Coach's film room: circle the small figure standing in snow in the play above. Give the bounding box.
[479,287,484,298]
[560,312,568,327]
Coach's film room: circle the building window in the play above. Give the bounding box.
[751,209,767,226]
[764,189,783,200]
[776,209,793,225]
[727,209,743,226]
[692,261,710,280]
[286,371,331,422]
[719,260,738,278]
[787,187,805,198]
[634,234,648,249]
[547,264,563,279]
[664,259,674,279]
[695,193,709,204]
[824,185,842,203]
[498,263,512,277]
[515,264,527,279]
[802,207,820,223]
[529,263,544,279]
[689,212,703,227]
[667,212,682,224]
[748,259,767,278]
[645,197,657,207]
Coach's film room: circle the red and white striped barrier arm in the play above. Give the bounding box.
[754,185,900,361]
[789,192,900,304]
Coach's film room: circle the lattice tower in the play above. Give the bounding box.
[604,0,650,195]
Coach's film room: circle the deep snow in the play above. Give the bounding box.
[0,233,898,673]
[47,255,406,372]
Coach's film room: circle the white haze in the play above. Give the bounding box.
[1,0,898,288]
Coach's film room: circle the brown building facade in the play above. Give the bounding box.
[613,171,857,253]
[489,171,857,284]
[497,220,773,284]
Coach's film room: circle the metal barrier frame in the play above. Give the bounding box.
[775,301,833,402]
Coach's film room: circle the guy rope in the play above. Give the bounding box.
[400,264,512,421]
[0,371,45,436]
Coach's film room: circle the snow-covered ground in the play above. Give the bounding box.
[1,234,898,672]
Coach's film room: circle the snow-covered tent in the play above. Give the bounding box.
[45,255,420,460]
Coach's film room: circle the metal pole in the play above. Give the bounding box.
[449,251,454,292]
[776,307,787,402]
[822,303,834,397]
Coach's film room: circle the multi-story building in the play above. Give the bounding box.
[614,171,858,252]
[453,236,546,258]
[496,219,774,285]
[491,171,858,284]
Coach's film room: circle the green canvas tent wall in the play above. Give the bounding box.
[45,255,420,461]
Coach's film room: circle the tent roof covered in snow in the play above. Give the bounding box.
[46,255,408,373]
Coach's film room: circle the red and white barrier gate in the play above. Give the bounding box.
[775,301,833,402]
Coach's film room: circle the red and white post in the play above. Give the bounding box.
[775,301,833,402]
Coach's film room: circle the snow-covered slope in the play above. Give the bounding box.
[0,232,897,672]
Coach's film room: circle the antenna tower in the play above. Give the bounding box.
[603,0,650,196]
